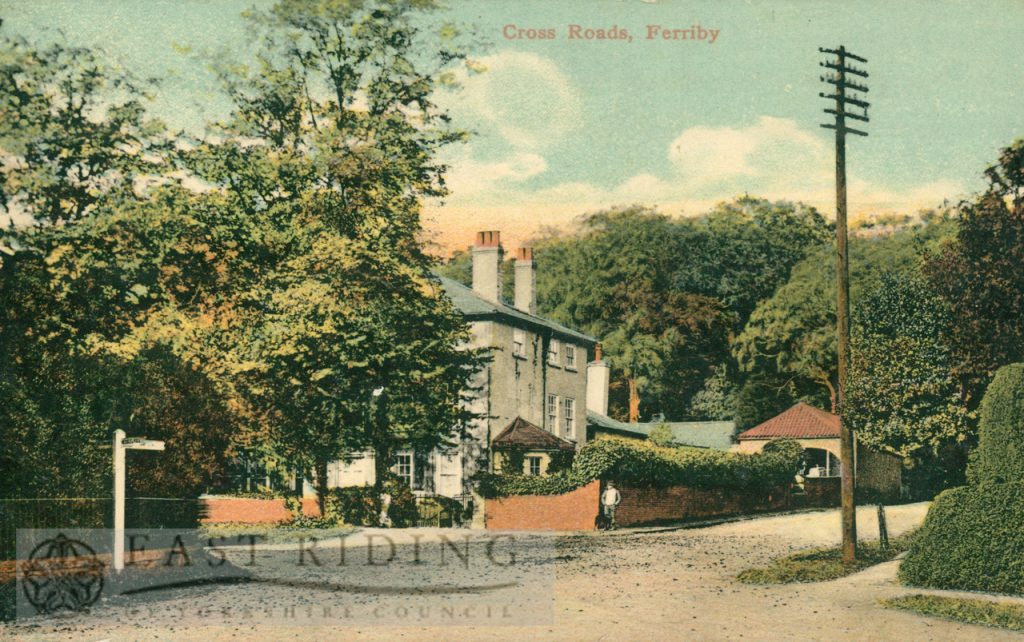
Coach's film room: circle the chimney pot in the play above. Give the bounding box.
[475,230,501,247]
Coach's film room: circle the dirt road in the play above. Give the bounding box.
[5,502,1021,641]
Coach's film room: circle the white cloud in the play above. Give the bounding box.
[445,51,583,151]
[444,151,548,197]
[429,115,964,252]
[668,116,831,193]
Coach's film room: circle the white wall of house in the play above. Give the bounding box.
[311,448,466,499]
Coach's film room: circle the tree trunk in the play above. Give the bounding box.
[628,378,640,423]
[823,377,838,414]
[314,457,329,519]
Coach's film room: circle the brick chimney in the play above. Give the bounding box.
[471,231,503,302]
[587,343,610,416]
[513,247,536,315]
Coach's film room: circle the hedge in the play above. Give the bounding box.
[899,481,1024,595]
[967,363,1024,485]
[322,477,417,527]
[476,437,801,498]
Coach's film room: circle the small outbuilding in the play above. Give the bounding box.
[491,417,576,476]
[734,402,902,503]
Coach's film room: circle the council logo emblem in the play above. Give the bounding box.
[21,534,105,615]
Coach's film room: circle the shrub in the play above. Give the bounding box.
[476,437,801,498]
[898,481,1024,594]
[647,423,675,447]
[546,450,575,474]
[573,437,800,490]
[967,363,1024,485]
[761,438,804,462]
[323,476,417,527]
[475,470,586,498]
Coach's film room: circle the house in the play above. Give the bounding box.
[734,402,902,501]
[586,411,736,450]
[325,231,602,501]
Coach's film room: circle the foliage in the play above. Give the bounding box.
[761,438,804,462]
[527,199,826,420]
[882,594,1024,632]
[546,449,574,473]
[476,436,802,498]
[0,190,242,499]
[732,374,800,432]
[0,32,166,225]
[0,0,487,512]
[174,0,487,511]
[474,470,585,498]
[687,365,737,421]
[899,481,1024,594]
[737,532,916,584]
[846,273,971,461]
[324,478,417,527]
[966,363,1024,485]
[498,445,527,474]
[734,222,955,410]
[647,423,675,447]
[573,437,800,490]
[926,140,1024,403]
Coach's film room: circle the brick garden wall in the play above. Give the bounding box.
[200,496,321,524]
[802,477,841,507]
[484,481,601,531]
[484,481,791,531]
[614,484,791,527]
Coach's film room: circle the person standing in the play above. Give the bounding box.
[601,482,621,530]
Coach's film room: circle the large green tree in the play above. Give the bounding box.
[0,32,166,225]
[844,272,971,495]
[926,140,1024,406]
[178,0,485,514]
[734,220,955,413]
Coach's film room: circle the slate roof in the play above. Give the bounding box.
[492,417,576,451]
[437,276,596,345]
[736,402,840,440]
[586,411,736,450]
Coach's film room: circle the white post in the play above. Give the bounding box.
[112,431,164,572]
[113,429,126,572]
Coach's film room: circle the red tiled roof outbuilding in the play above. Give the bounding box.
[736,402,840,440]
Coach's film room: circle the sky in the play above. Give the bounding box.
[3,0,1023,251]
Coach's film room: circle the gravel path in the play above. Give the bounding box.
[4,502,1021,641]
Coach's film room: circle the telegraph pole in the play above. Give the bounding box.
[819,45,869,564]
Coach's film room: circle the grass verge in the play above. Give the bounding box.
[882,594,1024,631]
[736,532,915,584]
[200,522,356,544]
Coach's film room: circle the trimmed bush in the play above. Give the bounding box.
[967,363,1024,485]
[899,481,1024,594]
[475,470,586,498]
[323,477,416,527]
[476,437,801,498]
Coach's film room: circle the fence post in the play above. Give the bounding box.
[877,503,889,551]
